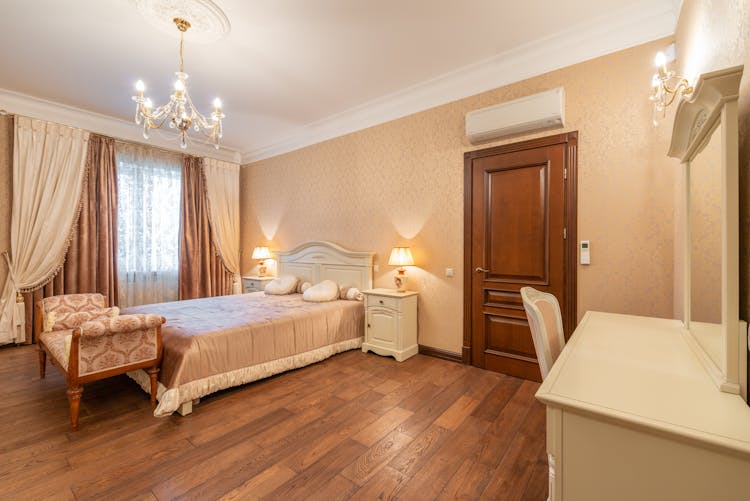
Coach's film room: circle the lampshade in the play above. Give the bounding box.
[388,247,414,267]
[251,246,271,260]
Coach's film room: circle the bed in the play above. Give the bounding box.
[124,241,374,417]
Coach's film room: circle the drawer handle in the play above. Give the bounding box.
[367,324,371,328]
[379,300,384,305]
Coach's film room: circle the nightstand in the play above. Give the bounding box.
[362,288,418,362]
[242,276,275,293]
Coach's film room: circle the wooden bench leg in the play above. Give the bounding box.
[38,348,46,379]
[147,367,160,409]
[66,385,83,431]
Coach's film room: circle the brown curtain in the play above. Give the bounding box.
[23,134,119,342]
[178,156,232,300]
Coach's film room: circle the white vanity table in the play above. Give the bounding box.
[536,66,750,500]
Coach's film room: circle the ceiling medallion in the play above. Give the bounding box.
[130,0,231,43]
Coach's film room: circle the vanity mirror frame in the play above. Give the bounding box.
[668,65,746,397]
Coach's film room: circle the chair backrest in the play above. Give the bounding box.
[41,293,107,315]
[520,287,565,380]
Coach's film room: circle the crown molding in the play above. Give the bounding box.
[241,0,678,164]
[0,88,242,163]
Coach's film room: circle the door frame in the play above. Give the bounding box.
[462,131,578,364]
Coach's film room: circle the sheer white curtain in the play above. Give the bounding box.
[203,158,241,293]
[116,143,182,307]
[0,117,89,345]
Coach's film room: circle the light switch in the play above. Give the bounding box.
[445,267,454,277]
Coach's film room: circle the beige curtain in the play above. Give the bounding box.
[0,117,89,345]
[179,156,233,300]
[203,158,241,292]
[20,134,120,343]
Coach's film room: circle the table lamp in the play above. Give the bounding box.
[388,247,414,292]
[251,246,272,277]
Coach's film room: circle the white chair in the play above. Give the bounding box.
[520,287,565,380]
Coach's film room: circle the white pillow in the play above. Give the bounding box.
[300,282,312,293]
[302,280,339,302]
[264,275,299,295]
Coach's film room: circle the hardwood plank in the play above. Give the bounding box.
[341,430,414,486]
[394,416,491,499]
[217,464,297,501]
[282,408,379,473]
[351,406,413,447]
[0,345,547,499]
[309,474,359,501]
[266,439,368,500]
[479,399,547,500]
[388,424,451,478]
[433,395,480,430]
[437,458,494,500]
[349,465,409,501]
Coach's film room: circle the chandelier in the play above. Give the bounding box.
[132,17,225,149]
[649,50,693,126]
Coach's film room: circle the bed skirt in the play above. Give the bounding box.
[128,336,363,417]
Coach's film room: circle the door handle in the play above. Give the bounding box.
[475,267,489,273]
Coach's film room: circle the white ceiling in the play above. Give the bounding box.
[0,0,680,163]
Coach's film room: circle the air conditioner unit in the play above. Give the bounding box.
[466,87,565,143]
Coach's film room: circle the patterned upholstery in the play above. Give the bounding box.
[36,293,164,431]
[78,315,162,376]
[39,330,72,370]
[41,293,107,315]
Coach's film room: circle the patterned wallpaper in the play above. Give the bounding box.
[241,38,680,353]
[675,0,750,324]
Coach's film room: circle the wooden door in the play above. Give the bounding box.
[463,132,577,381]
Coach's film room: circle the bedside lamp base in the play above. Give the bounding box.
[393,268,408,292]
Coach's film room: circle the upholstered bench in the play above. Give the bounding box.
[36,293,165,430]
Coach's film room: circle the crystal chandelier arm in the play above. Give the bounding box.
[130,17,224,149]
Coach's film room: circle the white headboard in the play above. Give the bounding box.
[276,241,374,291]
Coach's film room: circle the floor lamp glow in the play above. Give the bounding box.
[388,247,414,292]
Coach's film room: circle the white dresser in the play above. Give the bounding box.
[361,289,418,362]
[536,311,750,501]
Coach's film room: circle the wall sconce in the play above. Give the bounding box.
[649,47,693,126]
[251,246,272,277]
[388,247,415,292]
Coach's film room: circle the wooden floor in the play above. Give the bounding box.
[0,345,547,500]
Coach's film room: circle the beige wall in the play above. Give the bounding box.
[0,115,11,293]
[240,38,679,353]
[674,0,750,323]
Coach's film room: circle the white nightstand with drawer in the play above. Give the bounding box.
[242,276,275,293]
[362,288,418,362]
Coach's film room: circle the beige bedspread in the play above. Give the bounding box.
[124,292,363,415]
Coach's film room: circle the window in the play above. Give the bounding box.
[116,143,182,307]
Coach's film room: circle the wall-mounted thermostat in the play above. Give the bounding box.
[580,240,590,265]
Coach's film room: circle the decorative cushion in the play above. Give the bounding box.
[339,286,364,301]
[302,280,340,303]
[300,282,312,293]
[44,307,119,332]
[264,276,299,295]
